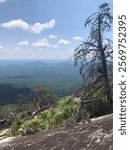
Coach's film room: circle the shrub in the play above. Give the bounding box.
[11,96,79,136]
[11,113,24,136]
[18,119,41,135]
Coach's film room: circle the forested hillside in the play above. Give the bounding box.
[0,60,82,105]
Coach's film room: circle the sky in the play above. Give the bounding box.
[0,0,112,60]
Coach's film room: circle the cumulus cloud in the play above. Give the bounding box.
[52,44,59,48]
[58,39,70,45]
[0,19,56,34]
[0,0,7,3]
[17,40,30,46]
[0,19,30,30]
[32,39,50,48]
[73,36,83,41]
[32,39,59,49]
[30,19,55,34]
[49,34,57,39]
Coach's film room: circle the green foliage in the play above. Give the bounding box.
[85,98,112,118]
[0,104,16,119]
[82,82,113,118]
[11,96,79,136]
[32,87,56,109]
[58,96,79,118]
[0,61,82,105]
[18,119,41,135]
[11,113,24,136]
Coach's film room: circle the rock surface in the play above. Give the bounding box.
[0,114,113,150]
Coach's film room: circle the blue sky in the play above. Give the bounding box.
[0,0,112,60]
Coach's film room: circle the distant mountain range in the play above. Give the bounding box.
[0,60,82,105]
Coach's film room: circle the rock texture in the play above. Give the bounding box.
[0,114,113,150]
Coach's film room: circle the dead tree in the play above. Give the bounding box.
[73,3,113,118]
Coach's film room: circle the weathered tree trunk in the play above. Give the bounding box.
[98,15,112,104]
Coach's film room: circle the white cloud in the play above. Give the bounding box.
[58,39,70,45]
[0,19,30,30]
[30,19,55,34]
[17,40,30,46]
[15,47,20,50]
[0,46,73,59]
[49,34,57,39]
[0,0,7,3]
[30,23,44,34]
[0,19,56,34]
[51,44,59,48]
[32,39,59,49]
[73,36,83,41]
[32,39,50,48]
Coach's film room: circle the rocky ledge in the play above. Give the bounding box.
[0,114,113,150]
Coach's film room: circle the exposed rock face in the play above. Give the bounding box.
[0,114,113,150]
